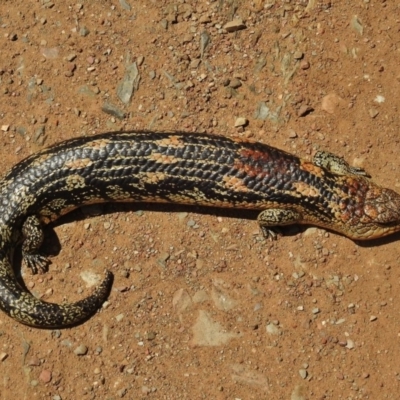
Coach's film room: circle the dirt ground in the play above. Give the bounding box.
[0,0,400,399]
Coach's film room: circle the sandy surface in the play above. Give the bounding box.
[1,1,400,399]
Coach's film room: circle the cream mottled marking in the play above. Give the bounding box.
[64,158,93,169]
[105,185,133,200]
[140,171,167,184]
[43,198,68,214]
[66,174,86,190]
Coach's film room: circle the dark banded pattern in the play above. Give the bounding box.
[0,130,399,328]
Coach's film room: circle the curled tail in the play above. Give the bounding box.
[0,263,113,328]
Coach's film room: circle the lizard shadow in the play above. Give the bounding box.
[13,202,398,278]
[39,202,400,257]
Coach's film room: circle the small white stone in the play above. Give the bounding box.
[299,369,308,379]
[234,117,248,127]
[266,323,280,335]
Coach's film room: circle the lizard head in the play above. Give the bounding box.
[348,185,400,240]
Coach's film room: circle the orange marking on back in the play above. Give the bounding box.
[149,152,179,164]
[86,138,111,150]
[222,176,249,192]
[292,181,320,197]
[300,160,324,177]
[234,149,271,177]
[155,135,185,147]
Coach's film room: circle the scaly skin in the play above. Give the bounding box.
[0,130,399,328]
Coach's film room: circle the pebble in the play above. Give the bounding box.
[299,369,308,379]
[61,339,72,347]
[370,315,377,321]
[79,26,90,37]
[368,108,379,118]
[115,313,124,322]
[321,93,344,114]
[288,129,297,138]
[351,16,364,35]
[199,14,211,24]
[104,221,111,229]
[74,344,88,356]
[297,105,313,117]
[39,369,52,383]
[300,60,310,69]
[254,101,271,120]
[160,19,168,30]
[0,352,8,361]
[266,323,280,335]
[229,78,242,89]
[234,117,248,127]
[293,51,304,60]
[119,0,131,11]
[190,59,201,69]
[102,102,125,120]
[27,357,41,366]
[117,62,140,104]
[200,31,211,57]
[224,19,246,32]
[137,56,144,66]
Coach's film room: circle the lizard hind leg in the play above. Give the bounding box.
[257,208,302,239]
[22,215,50,274]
